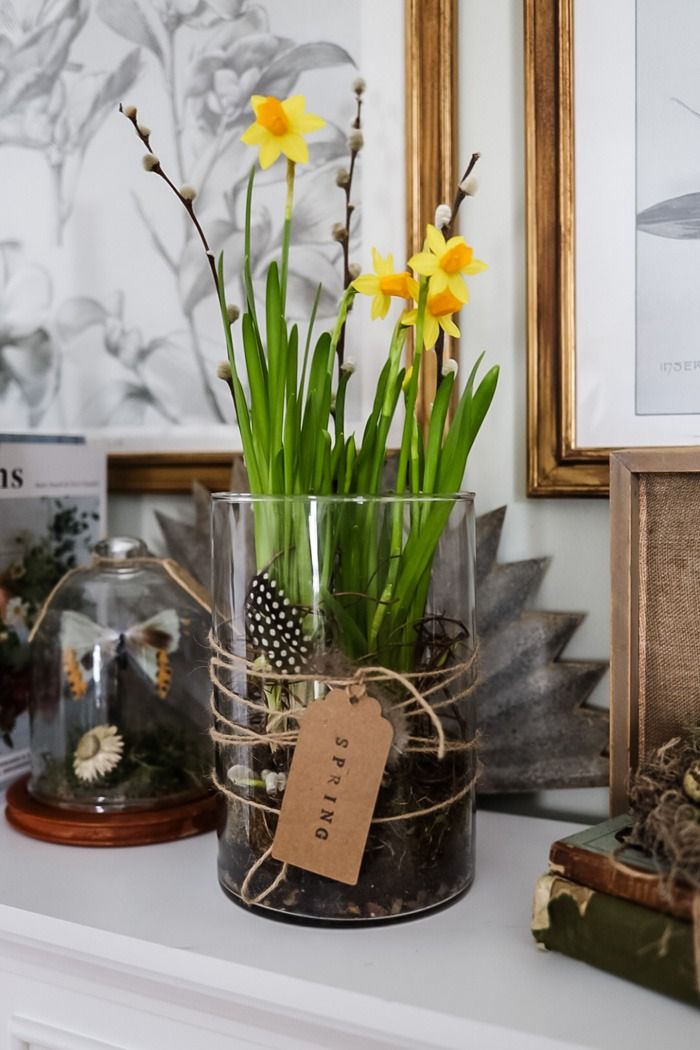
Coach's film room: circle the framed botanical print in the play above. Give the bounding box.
[0,0,457,492]
[526,0,700,496]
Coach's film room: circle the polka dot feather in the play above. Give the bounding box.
[245,572,311,674]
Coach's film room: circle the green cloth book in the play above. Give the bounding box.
[532,873,699,1008]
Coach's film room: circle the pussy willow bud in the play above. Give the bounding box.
[340,358,356,375]
[443,359,459,376]
[122,104,137,120]
[348,128,364,152]
[353,77,366,96]
[348,262,361,280]
[226,304,240,324]
[336,168,351,187]
[434,203,452,229]
[137,124,151,138]
[459,175,479,196]
[332,223,348,243]
[217,361,232,382]
[179,184,197,201]
[142,154,160,172]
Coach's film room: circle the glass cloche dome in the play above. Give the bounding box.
[28,537,212,812]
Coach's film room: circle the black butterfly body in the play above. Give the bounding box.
[245,572,311,674]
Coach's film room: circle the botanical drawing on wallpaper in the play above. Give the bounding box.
[635,0,700,416]
[0,0,357,445]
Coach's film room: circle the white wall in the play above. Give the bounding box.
[460,0,610,821]
[110,0,612,823]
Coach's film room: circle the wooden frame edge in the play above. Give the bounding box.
[405,0,459,426]
[609,445,700,813]
[525,0,610,497]
[609,451,637,814]
[112,1,459,493]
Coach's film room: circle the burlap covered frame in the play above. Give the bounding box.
[610,447,700,815]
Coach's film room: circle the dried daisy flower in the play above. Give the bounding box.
[73,725,124,783]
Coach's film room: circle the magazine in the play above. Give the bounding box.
[0,438,105,786]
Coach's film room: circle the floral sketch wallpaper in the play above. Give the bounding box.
[0,0,399,452]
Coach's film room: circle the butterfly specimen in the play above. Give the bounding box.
[245,572,311,674]
[61,609,180,700]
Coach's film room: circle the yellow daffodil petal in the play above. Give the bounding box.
[408,251,438,276]
[296,112,327,133]
[439,316,460,339]
[446,273,469,302]
[280,132,308,164]
[401,308,418,326]
[423,316,440,349]
[425,223,447,256]
[241,121,267,145]
[281,95,306,119]
[353,274,380,295]
[282,95,326,132]
[259,137,282,169]
[250,95,267,114]
[371,292,390,319]
[370,248,394,276]
[464,258,488,275]
[444,234,467,252]
[428,270,449,295]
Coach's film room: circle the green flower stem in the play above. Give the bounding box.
[280,159,296,313]
[368,282,428,648]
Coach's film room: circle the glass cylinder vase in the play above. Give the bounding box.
[211,494,477,923]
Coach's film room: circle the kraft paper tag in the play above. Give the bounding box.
[271,687,394,885]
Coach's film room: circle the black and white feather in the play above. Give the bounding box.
[245,572,311,674]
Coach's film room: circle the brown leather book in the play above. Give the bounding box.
[548,815,696,922]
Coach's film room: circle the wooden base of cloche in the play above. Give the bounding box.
[5,774,219,847]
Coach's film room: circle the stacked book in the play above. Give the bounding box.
[532,816,699,1007]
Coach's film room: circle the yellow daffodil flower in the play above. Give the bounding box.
[408,224,487,303]
[241,95,325,169]
[352,249,419,319]
[402,288,463,349]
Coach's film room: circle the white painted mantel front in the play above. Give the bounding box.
[0,804,696,1050]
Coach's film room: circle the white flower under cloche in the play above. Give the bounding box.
[73,725,124,783]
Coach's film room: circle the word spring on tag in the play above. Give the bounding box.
[271,687,394,885]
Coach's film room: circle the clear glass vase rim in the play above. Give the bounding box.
[211,491,475,505]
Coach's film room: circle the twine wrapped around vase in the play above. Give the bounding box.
[208,632,479,906]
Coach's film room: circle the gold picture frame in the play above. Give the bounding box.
[110,0,458,492]
[610,447,700,814]
[525,0,611,497]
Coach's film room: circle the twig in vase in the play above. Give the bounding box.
[433,152,481,389]
[334,78,365,368]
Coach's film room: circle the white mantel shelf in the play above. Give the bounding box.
[0,806,696,1050]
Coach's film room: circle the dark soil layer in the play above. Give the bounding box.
[217,747,475,922]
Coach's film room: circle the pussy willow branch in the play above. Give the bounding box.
[120,105,222,310]
[342,93,363,288]
[434,151,481,388]
[120,105,232,419]
[335,90,363,368]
